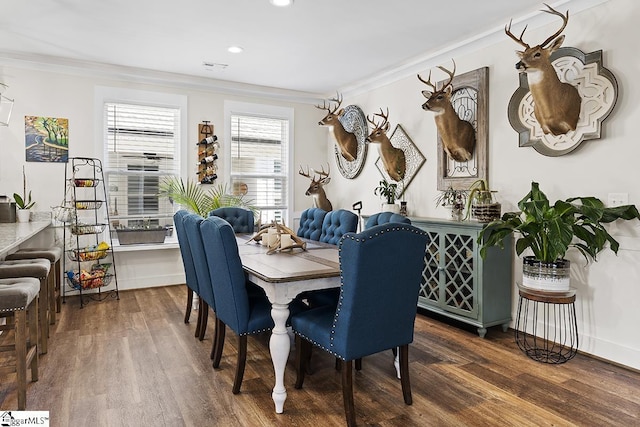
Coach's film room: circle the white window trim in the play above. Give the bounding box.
[94,86,188,248]
[223,101,294,227]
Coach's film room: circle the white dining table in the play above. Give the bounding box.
[235,234,341,414]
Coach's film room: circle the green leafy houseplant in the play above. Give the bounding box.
[374,179,398,204]
[478,181,640,263]
[464,179,500,222]
[158,176,257,218]
[13,166,35,209]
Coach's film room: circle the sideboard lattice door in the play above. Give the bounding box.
[442,232,477,317]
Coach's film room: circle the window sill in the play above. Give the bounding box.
[111,235,179,252]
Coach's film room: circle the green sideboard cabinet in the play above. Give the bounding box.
[409,217,513,338]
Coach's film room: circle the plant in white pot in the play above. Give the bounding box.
[478,182,640,292]
[374,179,399,213]
[13,166,35,222]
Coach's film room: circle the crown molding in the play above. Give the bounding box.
[0,50,323,105]
[337,0,610,98]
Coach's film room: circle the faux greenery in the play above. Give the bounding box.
[13,166,35,209]
[478,181,640,263]
[158,176,257,218]
[374,179,398,204]
[435,186,467,209]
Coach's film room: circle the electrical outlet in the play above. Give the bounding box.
[608,193,628,207]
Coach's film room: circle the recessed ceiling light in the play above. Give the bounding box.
[227,46,244,54]
[270,0,293,7]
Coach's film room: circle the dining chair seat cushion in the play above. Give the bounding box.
[319,209,358,245]
[365,212,411,229]
[6,247,63,263]
[209,207,255,234]
[297,208,328,241]
[0,278,40,312]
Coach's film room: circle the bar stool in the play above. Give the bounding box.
[0,259,51,354]
[0,277,40,410]
[6,246,63,323]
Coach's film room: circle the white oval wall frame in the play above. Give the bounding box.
[335,105,368,179]
[507,47,618,156]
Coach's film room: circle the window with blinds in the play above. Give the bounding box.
[103,102,179,229]
[229,114,289,224]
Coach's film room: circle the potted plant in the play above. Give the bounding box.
[13,166,35,222]
[464,179,501,222]
[478,181,640,292]
[435,186,467,221]
[158,176,257,217]
[374,179,399,213]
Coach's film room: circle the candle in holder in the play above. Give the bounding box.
[280,233,292,249]
[267,227,278,247]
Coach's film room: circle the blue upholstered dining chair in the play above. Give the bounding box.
[291,224,429,427]
[182,213,218,343]
[319,209,358,245]
[198,216,277,394]
[365,211,411,229]
[174,210,205,337]
[296,207,328,241]
[209,207,255,233]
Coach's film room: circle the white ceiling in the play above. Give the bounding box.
[0,1,573,97]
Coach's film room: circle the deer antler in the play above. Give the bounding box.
[505,19,530,49]
[417,70,437,92]
[314,99,330,111]
[328,92,343,111]
[367,108,390,131]
[540,3,569,47]
[313,163,330,183]
[437,60,457,89]
[298,165,313,179]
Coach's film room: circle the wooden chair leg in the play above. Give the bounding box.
[48,268,56,325]
[294,336,308,389]
[232,335,247,394]
[212,319,226,369]
[341,359,356,427]
[198,301,209,341]
[209,313,219,360]
[28,298,39,382]
[16,309,27,410]
[184,287,193,324]
[399,344,412,405]
[355,358,362,371]
[38,278,48,355]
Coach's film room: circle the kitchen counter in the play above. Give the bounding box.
[0,220,51,258]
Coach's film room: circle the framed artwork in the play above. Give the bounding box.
[435,67,489,190]
[507,47,618,156]
[374,124,425,199]
[25,116,69,163]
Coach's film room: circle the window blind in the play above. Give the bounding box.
[104,102,179,228]
[230,114,289,224]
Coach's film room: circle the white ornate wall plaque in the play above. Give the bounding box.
[336,105,368,179]
[508,47,618,156]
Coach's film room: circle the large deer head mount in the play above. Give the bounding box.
[505,3,581,136]
[316,93,358,162]
[365,108,406,182]
[418,60,476,162]
[299,164,333,212]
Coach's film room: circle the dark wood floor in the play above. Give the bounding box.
[1,285,638,426]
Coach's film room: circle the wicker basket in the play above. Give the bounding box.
[71,223,107,235]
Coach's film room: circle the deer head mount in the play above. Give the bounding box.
[365,108,406,182]
[316,93,358,162]
[505,3,581,136]
[299,164,333,212]
[418,60,476,162]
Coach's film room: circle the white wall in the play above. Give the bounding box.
[329,0,640,370]
[1,0,638,370]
